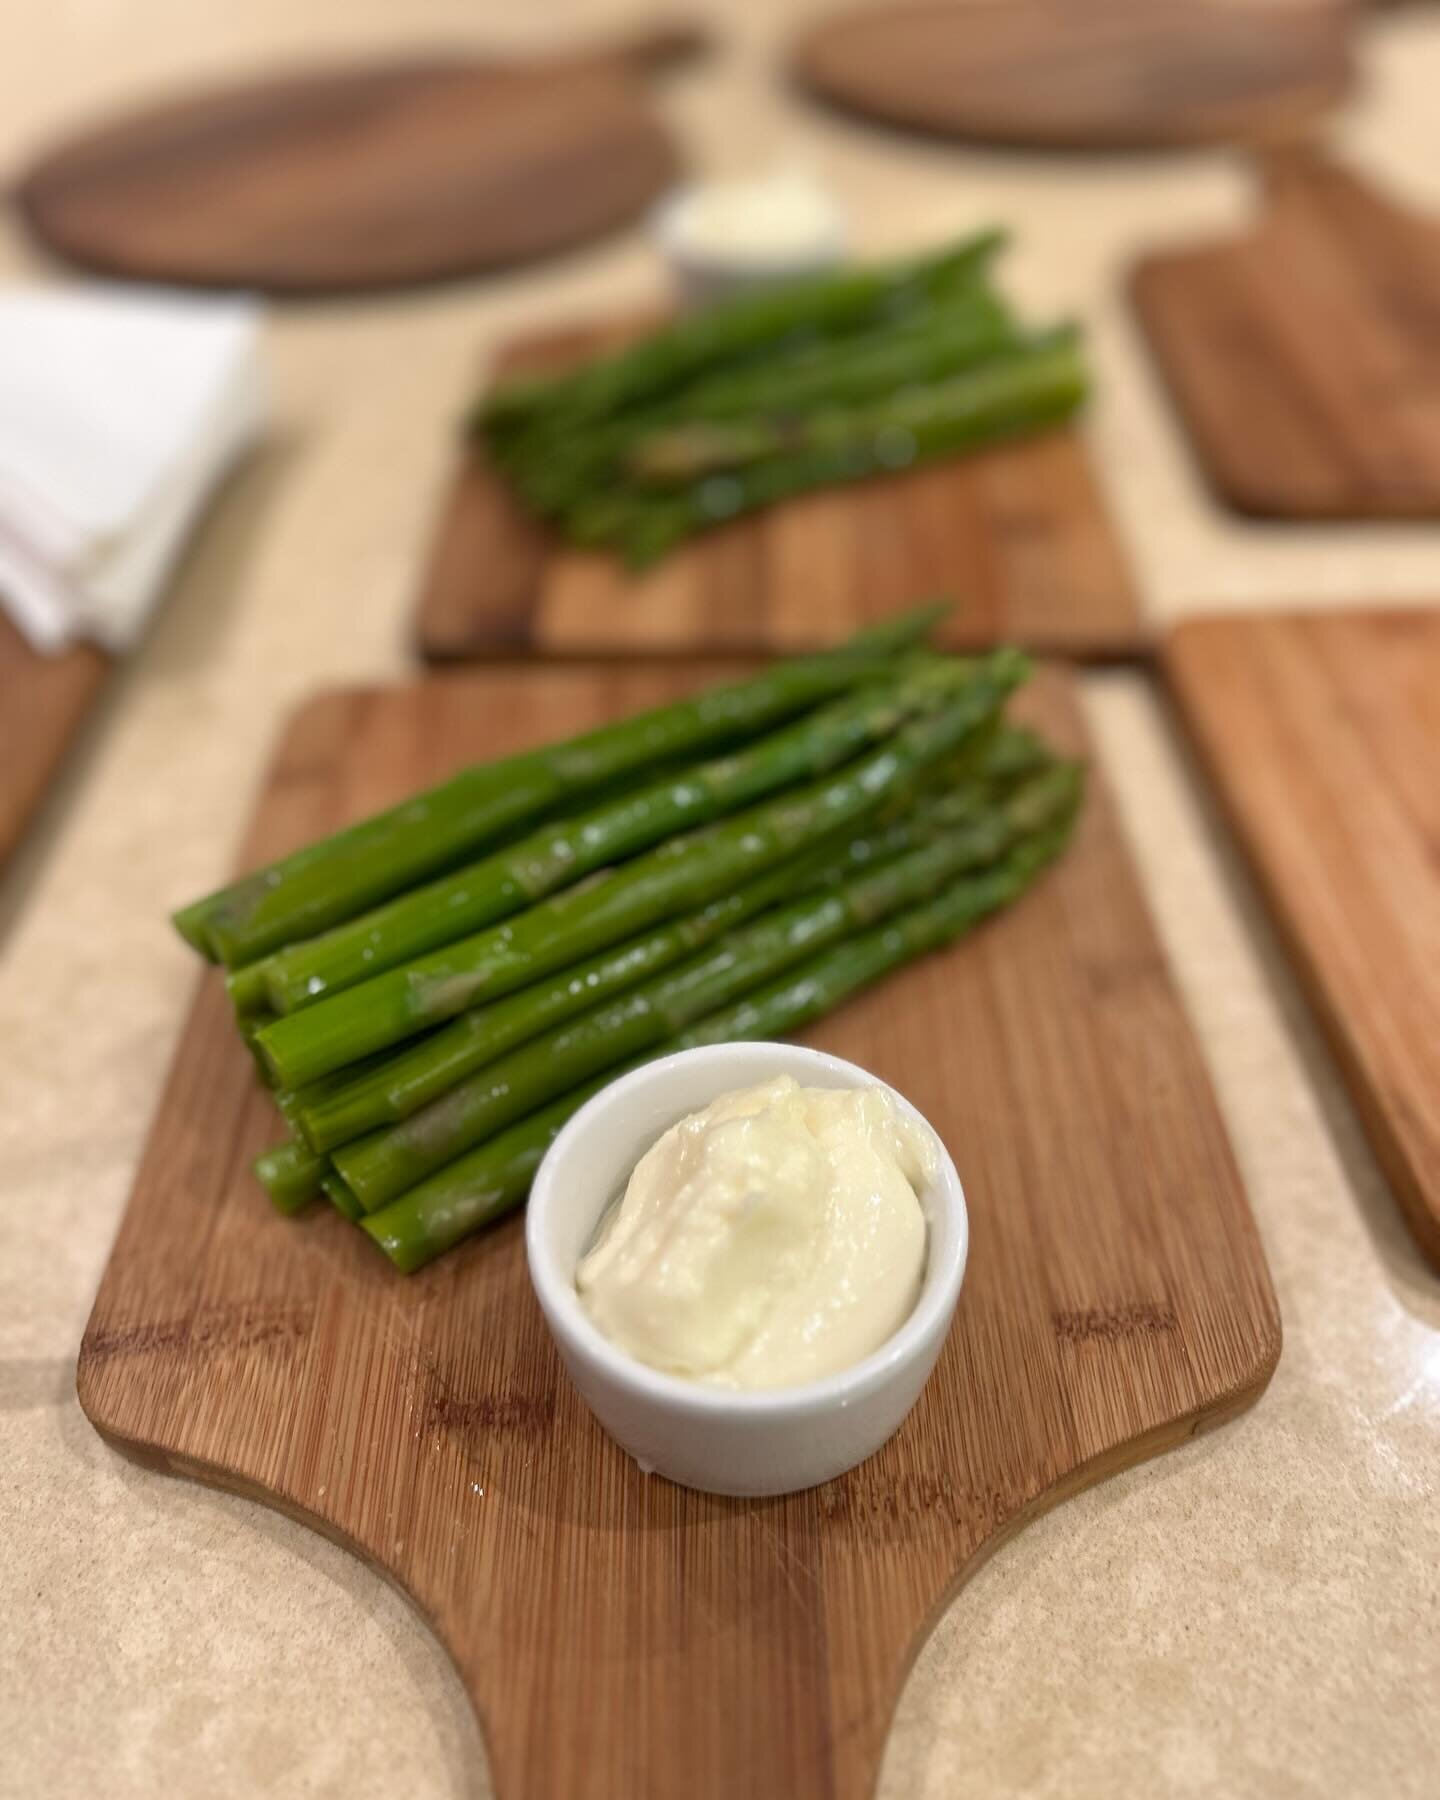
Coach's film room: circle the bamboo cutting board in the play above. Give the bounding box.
[415,320,1145,662]
[792,0,1352,151]
[78,663,1279,1799]
[1132,151,1440,517]
[0,612,108,873]
[15,23,701,295]
[1165,609,1440,1267]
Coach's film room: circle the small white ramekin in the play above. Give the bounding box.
[652,176,847,306]
[525,1041,967,1497]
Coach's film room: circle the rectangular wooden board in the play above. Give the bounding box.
[1132,153,1440,519]
[78,662,1278,1800]
[414,317,1147,663]
[0,609,109,872]
[1165,609,1440,1266]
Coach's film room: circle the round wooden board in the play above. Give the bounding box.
[16,56,682,294]
[792,0,1354,151]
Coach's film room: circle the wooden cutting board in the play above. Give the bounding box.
[416,318,1146,662]
[78,662,1279,1798]
[1165,609,1440,1267]
[791,0,1352,151]
[0,612,108,873]
[14,23,702,294]
[1132,151,1440,517]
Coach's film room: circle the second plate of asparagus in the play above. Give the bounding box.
[471,235,1088,567]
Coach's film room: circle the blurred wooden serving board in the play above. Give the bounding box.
[15,24,701,294]
[79,661,1279,1799]
[416,318,1145,662]
[1166,609,1440,1267]
[792,0,1352,151]
[1132,152,1440,517]
[0,612,108,872]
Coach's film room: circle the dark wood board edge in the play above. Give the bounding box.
[1160,611,1440,1270]
[0,618,112,874]
[1128,254,1332,522]
[1128,233,1440,522]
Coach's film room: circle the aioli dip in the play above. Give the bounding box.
[575,1075,937,1390]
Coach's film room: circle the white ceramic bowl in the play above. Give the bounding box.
[525,1042,967,1497]
[652,174,846,306]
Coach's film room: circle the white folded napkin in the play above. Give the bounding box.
[0,286,266,654]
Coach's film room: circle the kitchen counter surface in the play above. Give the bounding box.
[3,4,1438,1796]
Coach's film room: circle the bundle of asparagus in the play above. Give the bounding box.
[175,607,1082,1273]
[472,235,1088,567]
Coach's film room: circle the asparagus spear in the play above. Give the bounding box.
[567,333,1085,566]
[273,1086,311,1132]
[477,234,1006,435]
[334,766,1079,1211]
[256,661,972,1015]
[360,801,1078,1274]
[253,655,1026,1090]
[257,1122,369,1215]
[292,810,923,1152]
[671,289,1018,423]
[504,289,1018,517]
[173,603,951,966]
[322,1172,364,1223]
[260,777,1027,1200]
[290,751,1038,1154]
[626,326,1081,484]
[237,1012,277,1084]
[360,1082,605,1274]
[226,963,272,1020]
[255,1138,327,1214]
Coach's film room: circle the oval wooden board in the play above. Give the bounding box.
[416,316,1147,663]
[15,33,694,294]
[1132,152,1440,518]
[791,0,1352,151]
[78,663,1279,1798]
[1165,609,1440,1266]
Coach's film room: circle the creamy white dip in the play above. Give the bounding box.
[576,1075,936,1390]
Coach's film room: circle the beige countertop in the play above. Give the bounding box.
[3,4,1439,1795]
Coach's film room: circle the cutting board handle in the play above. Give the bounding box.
[1249,140,1416,232]
[1252,137,1336,198]
[569,15,710,79]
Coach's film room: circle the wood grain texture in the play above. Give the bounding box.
[15,25,701,294]
[416,319,1146,662]
[1132,151,1440,517]
[792,0,1352,151]
[0,610,109,871]
[78,662,1279,1798]
[1165,609,1440,1268]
